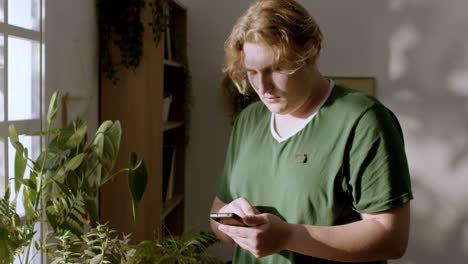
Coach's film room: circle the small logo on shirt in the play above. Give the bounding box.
[294,153,307,163]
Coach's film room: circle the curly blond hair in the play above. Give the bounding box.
[224,0,323,94]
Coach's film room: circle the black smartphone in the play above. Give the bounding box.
[210,213,247,227]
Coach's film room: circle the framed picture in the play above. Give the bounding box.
[326,76,376,96]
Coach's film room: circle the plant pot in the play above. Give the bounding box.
[163,96,172,121]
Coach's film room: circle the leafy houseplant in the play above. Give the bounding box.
[128,230,222,264]
[1,90,222,263]
[98,0,170,84]
[1,90,148,264]
[48,227,223,264]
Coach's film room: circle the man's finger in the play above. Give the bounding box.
[243,214,268,226]
[237,197,259,216]
[218,224,250,239]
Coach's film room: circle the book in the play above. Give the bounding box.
[162,145,177,202]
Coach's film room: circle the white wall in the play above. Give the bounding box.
[181,0,468,263]
[45,0,99,134]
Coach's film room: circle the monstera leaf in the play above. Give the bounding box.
[128,152,148,221]
[92,120,122,187]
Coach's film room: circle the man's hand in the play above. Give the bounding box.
[210,197,260,244]
[217,197,260,217]
[218,213,291,258]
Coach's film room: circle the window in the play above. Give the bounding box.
[0,0,44,263]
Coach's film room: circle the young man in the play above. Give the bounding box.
[210,0,413,263]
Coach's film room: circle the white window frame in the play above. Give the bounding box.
[0,1,44,194]
[0,0,45,263]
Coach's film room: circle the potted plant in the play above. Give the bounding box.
[48,226,222,264]
[1,90,147,263]
[0,90,221,264]
[98,0,170,84]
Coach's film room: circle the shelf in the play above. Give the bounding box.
[100,0,187,241]
[162,194,184,219]
[163,121,184,132]
[163,59,184,68]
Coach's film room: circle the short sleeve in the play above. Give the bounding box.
[215,117,241,204]
[347,104,413,213]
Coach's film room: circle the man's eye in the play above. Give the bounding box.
[274,68,295,75]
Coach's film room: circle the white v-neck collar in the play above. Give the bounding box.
[270,80,334,143]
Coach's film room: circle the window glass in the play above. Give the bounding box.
[0,138,4,196]
[8,0,40,31]
[8,135,40,215]
[8,36,40,121]
[0,0,4,23]
[0,34,4,121]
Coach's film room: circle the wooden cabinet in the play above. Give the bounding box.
[99,0,187,242]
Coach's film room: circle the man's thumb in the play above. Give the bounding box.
[243,214,268,227]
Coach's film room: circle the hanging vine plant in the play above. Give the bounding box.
[149,0,170,46]
[98,0,169,84]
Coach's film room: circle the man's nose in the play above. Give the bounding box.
[257,73,272,94]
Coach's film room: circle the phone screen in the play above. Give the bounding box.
[210,213,247,227]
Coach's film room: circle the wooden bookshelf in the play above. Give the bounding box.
[163,59,184,68]
[163,121,184,132]
[162,194,184,219]
[99,0,188,241]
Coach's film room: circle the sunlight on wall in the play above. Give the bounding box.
[400,115,468,251]
[389,0,406,11]
[389,0,426,12]
[387,1,468,262]
[447,41,468,99]
[448,70,468,96]
[389,24,420,81]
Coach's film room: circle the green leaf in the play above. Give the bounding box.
[84,198,99,226]
[8,125,25,154]
[4,185,11,202]
[128,152,147,222]
[21,179,38,201]
[35,151,63,171]
[27,170,39,194]
[94,121,121,166]
[27,127,61,137]
[8,124,19,143]
[14,150,27,194]
[93,121,122,185]
[95,120,113,135]
[46,194,85,237]
[47,123,75,153]
[47,90,60,128]
[19,178,37,195]
[66,121,88,148]
[0,229,15,264]
[65,153,85,172]
[90,253,103,264]
[22,187,35,219]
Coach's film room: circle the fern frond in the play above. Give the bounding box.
[128,230,222,264]
[46,192,86,237]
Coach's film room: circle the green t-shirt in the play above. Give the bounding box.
[216,85,413,264]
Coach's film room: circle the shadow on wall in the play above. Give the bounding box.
[383,0,468,263]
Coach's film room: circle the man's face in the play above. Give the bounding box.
[243,42,315,116]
